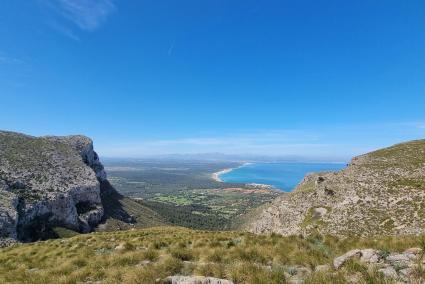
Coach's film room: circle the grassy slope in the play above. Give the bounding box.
[1,226,425,284]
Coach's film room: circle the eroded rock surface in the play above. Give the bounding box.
[0,131,106,245]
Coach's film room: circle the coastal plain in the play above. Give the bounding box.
[104,160,281,230]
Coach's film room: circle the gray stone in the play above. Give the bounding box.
[333,250,362,269]
[386,253,415,268]
[165,276,234,284]
[360,249,380,264]
[398,268,411,281]
[378,266,398,279]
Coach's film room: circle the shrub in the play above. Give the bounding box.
[170,248,194,261]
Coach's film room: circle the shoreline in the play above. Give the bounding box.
[211,162,252,182]
[211,162,280,191]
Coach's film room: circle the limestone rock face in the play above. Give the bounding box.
[247,140,425,236]
[0,188,19,244]
[0,131,106,245]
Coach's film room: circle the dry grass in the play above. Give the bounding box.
[0,227,424,284]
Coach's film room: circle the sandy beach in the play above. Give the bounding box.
[211,168,234,182]
[211,163,252,182]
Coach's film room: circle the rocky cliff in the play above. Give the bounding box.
[0,131,107,245]
[248,140,425,236]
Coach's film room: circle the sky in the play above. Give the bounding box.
[0,0,425,161]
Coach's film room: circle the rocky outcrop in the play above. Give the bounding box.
[165,276,234,284]
[332,247,424,283]
[162,247,424,284]
[247,140,425,236]
[0,131,107,245]
[333,249,362,269]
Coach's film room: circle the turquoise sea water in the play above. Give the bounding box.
[219,162,346,192]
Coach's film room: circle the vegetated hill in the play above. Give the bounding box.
[98,180,167,231]
[1,226,425,283]
[247,140,425,237]
[0,131,164,246]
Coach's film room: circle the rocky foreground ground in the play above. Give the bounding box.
[1,227,425,283]
[167,246,425,283]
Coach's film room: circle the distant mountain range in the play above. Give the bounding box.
[103,153,347,163]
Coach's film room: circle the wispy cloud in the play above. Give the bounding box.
[415,123,425,129]
[48,20,80,41]
[43,0,116,31]
[97,130,333,158]
[168,40,176,56]
[149,130,319,147]
[0,56,24,65]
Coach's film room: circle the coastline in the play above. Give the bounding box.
[211,162,252,182]
[211,163,277,191]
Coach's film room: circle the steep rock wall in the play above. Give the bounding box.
[0,131,106,245]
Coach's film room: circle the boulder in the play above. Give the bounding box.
[404,247,422,255]
[165,276,233,284]
[359,249,380,264]
[386,253,415,268]
[333,249,361,269]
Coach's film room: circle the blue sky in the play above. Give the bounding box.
[1,1,425,160]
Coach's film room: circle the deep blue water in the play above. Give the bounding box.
[220,162,346,192]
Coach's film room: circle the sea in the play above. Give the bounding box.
[219,162,346,192]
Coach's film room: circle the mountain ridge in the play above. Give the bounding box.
[247,139,425,236]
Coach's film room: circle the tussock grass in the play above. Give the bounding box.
[0,226,424,283]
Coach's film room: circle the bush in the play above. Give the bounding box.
[170,248,194,261]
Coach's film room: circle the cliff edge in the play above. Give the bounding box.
[0,131,107,245]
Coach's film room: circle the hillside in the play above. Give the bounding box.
[98,180,167,231]
[1,226,425,284]
[247,140,425,236]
